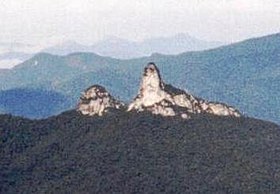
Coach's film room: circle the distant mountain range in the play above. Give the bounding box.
[0,33,225,69]
[0,33,279,124]
[42,34,225,59]
[0,42,38,68]
[0,88,71,118]
[0,42,35,53]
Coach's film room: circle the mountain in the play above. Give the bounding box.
[91,36,142,59]
[0,42,35,53]
[0,88,71,118]
[0,33,225,69]
[0,33,279,123]
[76,63,240,119]
[0,42,40,69]
[1,59,279,193]
[0,58,23,69]
[125,63,240,118]
[41,41,91,56]
[0,68,9,74]
[0,34,224,68]
[0,52,33,68]
[41,34,225,59]
[140,33,224,56]
[91,34,224,59]
[0,52,32,61]
[77,85,125,116]
[1,110,280,193]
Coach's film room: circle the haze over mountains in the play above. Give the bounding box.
[43,33,224,58]
[1,36,279,192]
[0,33,224,69]
[0,42,36,69]
[0,33,279,124]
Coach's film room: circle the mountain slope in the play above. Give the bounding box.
[0,52,32,61]
[0,88,71,118]
[42,41,91,56]
[0,33,279,123]
[91,36,141,59]
[0,42,39,69]
[0,52,121,90]
[1,111,280,193]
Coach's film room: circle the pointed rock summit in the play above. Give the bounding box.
[77,85,124,116]
[128,62,241,118]
[77,63,241,118]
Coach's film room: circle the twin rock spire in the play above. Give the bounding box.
[77,63,241,118]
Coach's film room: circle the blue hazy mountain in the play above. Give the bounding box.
[42,41,91,56]
[0,52,32,61]
[0,33,279,123]
[0,34,222,68]
[0,88,71,118]
[0,44,34,69]
[140,33,224,55]
[0,68,9,74]
[90,36,142,59]
[42,34,225,59]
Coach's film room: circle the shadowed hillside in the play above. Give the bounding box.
[0,89,71,118]
[1,111,280,193]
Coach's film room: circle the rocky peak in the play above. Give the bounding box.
[136,62,166,106]
[77,63,241,118]
[77,85,123,116]
[128,63,241,118]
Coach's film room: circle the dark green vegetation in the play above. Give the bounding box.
[0,111,280,193]
[0,33,279,123]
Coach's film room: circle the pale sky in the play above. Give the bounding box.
[0,0,279,45]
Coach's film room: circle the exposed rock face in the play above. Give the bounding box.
[199,101,241,117]
[128,62,241,118]
[77,85,123,116]
[77,63,241,118]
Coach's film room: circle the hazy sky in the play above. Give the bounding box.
[0,0,279,45]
